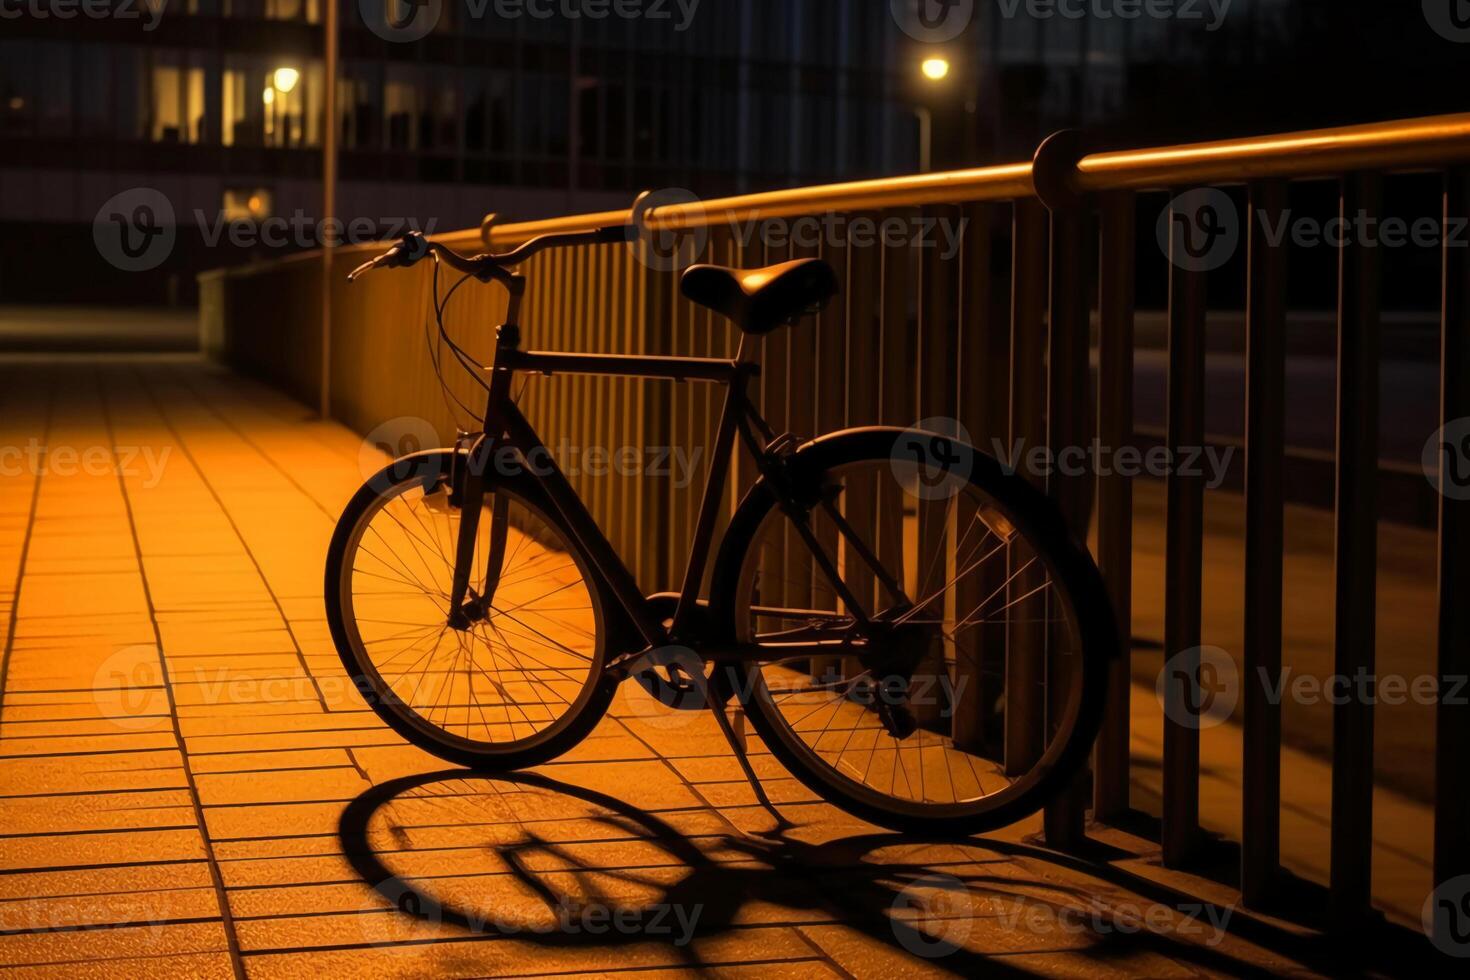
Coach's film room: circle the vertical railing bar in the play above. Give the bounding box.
[1044,202,1093,850]
[1162,190,1208,868]
[1329,170,1383,931]
[1433,165,1470,936]
[1093,190,1136,821]
[1241,178,1289,907]
[1007,199,1049,775]
[952,202,996,753]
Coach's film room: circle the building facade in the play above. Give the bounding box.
[0,0,1407,305]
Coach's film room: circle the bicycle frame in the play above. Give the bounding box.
[445,313,888,674]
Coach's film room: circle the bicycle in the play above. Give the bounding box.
[326,223,1118,834]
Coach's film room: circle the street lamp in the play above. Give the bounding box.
[921,57,950,81]
[914,57,950,173]
[272,67,300,94]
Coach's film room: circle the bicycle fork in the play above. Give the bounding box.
[446,434,509,630]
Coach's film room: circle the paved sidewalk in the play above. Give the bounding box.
[0,357,1369,977]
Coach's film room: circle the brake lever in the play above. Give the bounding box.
[346,231,431,282]
[347,253,390,282]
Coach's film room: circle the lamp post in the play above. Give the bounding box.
[915,56,949,173]
[320,3,338,419]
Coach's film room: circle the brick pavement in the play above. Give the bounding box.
[0,356,1346,978]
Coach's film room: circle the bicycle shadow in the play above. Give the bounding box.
[334,768,1330,976]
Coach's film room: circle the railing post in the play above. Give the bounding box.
[1162,190,1208,868]
[1433,166,1470,939]
[1034,131,1093,850]
[1329,170,1383,932]
[953,203,1002,753]
[1094,190,1136,821]
[1242,179,1288,908]
[1006,197,1050,778]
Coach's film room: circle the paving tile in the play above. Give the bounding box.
[0,361,1337,979]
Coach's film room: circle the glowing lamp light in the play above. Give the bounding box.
[262,87,276,106]
[921,57,950,81]
[272,67,300,94]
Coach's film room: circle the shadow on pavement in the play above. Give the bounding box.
[335,768,1412,976]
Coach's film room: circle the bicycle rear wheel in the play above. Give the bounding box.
[717,431,1116,834]
[326,450,614,770]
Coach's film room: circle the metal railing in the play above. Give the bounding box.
[200,111,1470,939]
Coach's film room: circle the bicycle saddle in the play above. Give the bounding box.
[680,258,838,335]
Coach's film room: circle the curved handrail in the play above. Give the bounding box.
[479,111,1470,247]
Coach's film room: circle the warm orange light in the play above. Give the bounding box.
[272,67,300,94]
[921,57,950,81]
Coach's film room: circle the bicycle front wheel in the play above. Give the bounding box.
[326,450,614,770]
[718,431,1116,834]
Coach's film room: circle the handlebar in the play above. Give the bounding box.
[346,224,632,284]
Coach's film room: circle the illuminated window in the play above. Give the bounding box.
[223,60,320,148]
[149,62,204,143]
[223,188,273,221]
